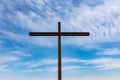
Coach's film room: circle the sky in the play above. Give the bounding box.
[0,0,120,80]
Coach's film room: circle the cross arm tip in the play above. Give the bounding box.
[29,32,32,36]
[87,32,90,36]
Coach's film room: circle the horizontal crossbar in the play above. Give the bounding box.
[29,32,89,36]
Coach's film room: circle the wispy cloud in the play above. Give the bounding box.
[23,65,83,73]
[81,76,120,80]
[0,65,8,72]
[87,58,120,70]
[0,29,29,43]
[26,58,57,69]
[25,57,85,69]
[97,48,120,55]
[0,0,120,48]
[13,57,120,72]
[0,55,19,64]
[0,55,19,72]
[0,50,31,72]
[0,76,119,80]
[45,65,83,72]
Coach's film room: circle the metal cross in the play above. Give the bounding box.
[29,22,90,80]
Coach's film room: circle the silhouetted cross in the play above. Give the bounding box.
[29,22,90,80]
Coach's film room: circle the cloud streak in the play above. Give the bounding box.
[87,57,120,70]
[10,57,120,72]
[97,48,120,55]
[0,0,120,48]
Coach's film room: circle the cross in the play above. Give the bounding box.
[29,22,89,80]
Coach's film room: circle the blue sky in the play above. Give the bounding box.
[0,0,120,80]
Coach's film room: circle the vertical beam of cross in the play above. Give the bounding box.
[29,22,90,80]
[58,22,61,80]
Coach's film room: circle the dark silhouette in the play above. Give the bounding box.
[29,22,90,80]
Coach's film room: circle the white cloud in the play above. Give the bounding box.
[0,29,55,47]
[81,76,120,80]
[87,58,120,70]
[23,65,83,73]
[8,50,31,57]
[9,57,87,73]
[97,48,120,55]
[0,50,31,59]
[0,29,29,43]
[63,0,120,46]
[27,58,58,69]
[0,3,4,24]
[62,66,82,71]
[62,57,86,63]
[45,65,82,72]
[0,0,120,48]
[0,50,31,72]
[0,65,8,72]
[0,55,19,64]
[0,76,57,80]
[0,76,119,80]
[0,55,19,72]
[26,57,85,69]
[13,57,120,71]
[21,0,120,47]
